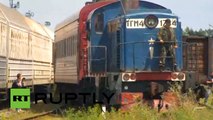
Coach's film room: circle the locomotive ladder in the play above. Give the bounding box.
[88,45,107,103]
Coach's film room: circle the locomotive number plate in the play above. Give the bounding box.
[126,18,177,29]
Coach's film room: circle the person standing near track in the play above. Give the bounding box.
[12,73,25,112]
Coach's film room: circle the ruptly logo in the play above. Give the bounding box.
[10,88,30,109]
[10,88,114,107]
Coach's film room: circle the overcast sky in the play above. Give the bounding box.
[0,0,212,30]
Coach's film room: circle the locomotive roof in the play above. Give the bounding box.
[55,0,172,32]
[0,3,53,40]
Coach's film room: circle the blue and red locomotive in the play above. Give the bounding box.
[55,0,189,109]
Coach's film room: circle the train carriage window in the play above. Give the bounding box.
[73,37,75,55]
[66,39,69,56]
[94,13,104,33]
[57,42,59,58]
[68,37,71,56]
[64,40,66,57]
[56,42,58,58]
[71,37,73,55]
[67,38,69,56]
[75,35,77,55]
[75,38,77,55]
[55,42,58,58]
[58,41,61,58]
[71,37,73,56]
[61,41,63,57]
[68,38,70,56]
[59,41,61,58]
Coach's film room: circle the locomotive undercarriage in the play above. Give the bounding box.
[92,71,196,111]
[54,70,197,112]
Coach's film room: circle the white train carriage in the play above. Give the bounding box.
[0,3,54,98]
[54,13,79,84]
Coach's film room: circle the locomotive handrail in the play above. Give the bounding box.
[118,41,183,45]
[117,41,185,70]
[118,41,184,59]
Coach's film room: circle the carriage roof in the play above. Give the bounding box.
[0,3,53,40]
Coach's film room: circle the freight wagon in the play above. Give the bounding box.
[0,3,54,101]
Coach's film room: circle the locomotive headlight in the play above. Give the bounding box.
[122,73,136,82]
[145,15,158,28]
[171,72,185,81]
[171,73,178,79]
[130,73,136,80]
[123,74,130,81]
[178,73,185,80]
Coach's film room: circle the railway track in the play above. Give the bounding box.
[21,107,63,120]
[0,102,65,120]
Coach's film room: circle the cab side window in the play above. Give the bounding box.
[95,13,104,33]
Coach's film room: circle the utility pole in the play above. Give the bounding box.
[9,0,20,8]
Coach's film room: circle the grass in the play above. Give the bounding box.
[65,102,213,120]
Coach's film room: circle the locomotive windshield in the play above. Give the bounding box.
[95,13,104,33]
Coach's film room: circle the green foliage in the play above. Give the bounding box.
[66,105,103,120]
[65,99,213,120]
[66,104,159,120]
[106,105,159,120]
[183,27,213,37]
[65,84,213,120]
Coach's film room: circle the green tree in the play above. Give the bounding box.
[183,27,213,37]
